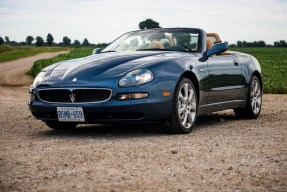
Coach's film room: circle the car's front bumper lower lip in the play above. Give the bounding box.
[28,98,172,123]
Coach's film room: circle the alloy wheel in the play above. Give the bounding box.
[177,83,197,128]
[250,79,262,114]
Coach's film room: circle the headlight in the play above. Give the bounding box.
[32,71,46,88]
[119,69,154,87]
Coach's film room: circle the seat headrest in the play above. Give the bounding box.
[206,38,214,51]
[148,40,164,49]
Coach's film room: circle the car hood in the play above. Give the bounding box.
[42,51,198,87]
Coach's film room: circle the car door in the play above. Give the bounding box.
[206,54,244,104]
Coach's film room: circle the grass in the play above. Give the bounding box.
[27,47,286,94]
[26,47,97,76]
[230,48,287,94]
[0,45,69,63]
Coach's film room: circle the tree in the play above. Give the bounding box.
[19,41,27,46]
[35,36,44,46]
[82,38,90,46]
[0,36,4,45]
[10,41,18,46]
[5,36,9,43]
[46,33,54,46]
[274,40,287,47]
[26,36,34,45]
[62,36,71,46]
[257,40,266,47]
[237,41,243,47]
[139,18,161,29]
[73,39,81,46]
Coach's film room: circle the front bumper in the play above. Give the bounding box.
[28,78,176,123]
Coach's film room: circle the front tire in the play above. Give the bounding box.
[166,77,198,134]
[234,76,262,119]
[44,121,78,130]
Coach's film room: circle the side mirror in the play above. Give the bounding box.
[92,48,102,54]
[199,43,228,62]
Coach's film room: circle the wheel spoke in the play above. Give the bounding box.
[182,112,188,126]
[183,84,188,96]
[254,81,258,92]
[179,112,185,121]
[187,111,195,123]
[178,106,185,115]
[251,100,255,111]
[190,104,196,112]
[188,89,194,101]
[186,114,192,128]
[183,84,188,101]
[179,92,185,103]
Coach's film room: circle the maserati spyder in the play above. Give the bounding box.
[28,28,262,134]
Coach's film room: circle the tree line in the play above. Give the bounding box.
[0,33,107,47]
[1,18,286,48]
[228,40,287,48]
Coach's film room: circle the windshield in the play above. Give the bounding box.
[104,29,201,53]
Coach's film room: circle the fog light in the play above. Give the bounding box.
[117,93,148,100]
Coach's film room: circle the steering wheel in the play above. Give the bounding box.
[180,44,192,52]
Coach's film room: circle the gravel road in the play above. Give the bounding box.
[0,51,69,86]
[0,86,286,192]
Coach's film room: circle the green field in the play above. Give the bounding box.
[26,47,96,76]
[27,47,286,94]
[0,45,69,63]
[230,48,287,94]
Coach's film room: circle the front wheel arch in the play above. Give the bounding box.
[180,71,200,101]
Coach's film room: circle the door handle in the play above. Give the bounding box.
[233,59,239,65]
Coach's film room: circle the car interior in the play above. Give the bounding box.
[207,33,230,55]
[147,32,229,54]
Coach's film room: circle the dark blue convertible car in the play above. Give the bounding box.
[28,28,262,134]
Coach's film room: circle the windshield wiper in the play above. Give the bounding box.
[136,48,173,51]
[101,50,117,53]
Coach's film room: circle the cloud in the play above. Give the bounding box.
[0,0,286,44]
[0,7,10,14]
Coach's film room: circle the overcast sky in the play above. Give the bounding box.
[0,0,286,44]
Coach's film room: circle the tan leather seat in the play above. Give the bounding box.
[206,38,214,51]
[148,40,164,49]
[165,34,174,46]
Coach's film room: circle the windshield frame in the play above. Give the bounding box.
[103,28,205,53]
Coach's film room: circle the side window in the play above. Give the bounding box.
[189,36,198,49]
[207,36,217,44]
[207,33,222,44]
[160,38,170,48]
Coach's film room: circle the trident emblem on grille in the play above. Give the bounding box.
[69,93,76,103]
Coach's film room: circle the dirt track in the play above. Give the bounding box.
[0,86,286,192]
[0,51,68,86]
[0,52,286,191]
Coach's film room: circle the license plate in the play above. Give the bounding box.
[57,107,85,122]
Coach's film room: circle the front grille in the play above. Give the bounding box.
[37,88,112,103]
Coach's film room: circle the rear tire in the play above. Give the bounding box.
[234,76,262,119]
[44,121,78,130]
[165,77,198,134]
